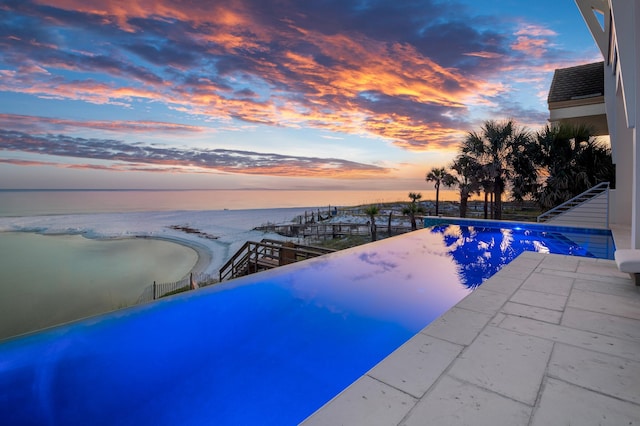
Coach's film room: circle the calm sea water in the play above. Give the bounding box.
[0,189,458,216]
[0,232,197,340]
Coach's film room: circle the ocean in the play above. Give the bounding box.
[0,188,456,217]
[0,232,198,340]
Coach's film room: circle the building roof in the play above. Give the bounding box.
[548,61,604,104]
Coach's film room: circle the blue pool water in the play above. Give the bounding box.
[0,221,615,425]
[425,218,615,288]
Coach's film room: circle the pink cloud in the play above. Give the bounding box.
[0,114,207,134]
[515,24,557,37]
[511,36,548,58]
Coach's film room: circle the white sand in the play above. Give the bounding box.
[0,208,313,276]
[0,206,418,279]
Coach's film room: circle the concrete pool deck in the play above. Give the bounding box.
[302,228,640,425]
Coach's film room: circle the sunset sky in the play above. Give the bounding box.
[0,0,601,190]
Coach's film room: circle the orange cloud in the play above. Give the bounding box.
[511,36,548,58]
[17,0,483,149]
[6,0,596,157]
[463,51,505,59]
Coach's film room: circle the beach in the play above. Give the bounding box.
[0,207,315,340]
[0,207,313,271]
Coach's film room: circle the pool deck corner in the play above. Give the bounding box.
[301,251,640,425]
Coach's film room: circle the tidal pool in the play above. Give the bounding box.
[0,232,198,340]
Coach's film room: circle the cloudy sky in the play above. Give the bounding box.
[0,0,601,190]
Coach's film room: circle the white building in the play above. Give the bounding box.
[571,0,639,247]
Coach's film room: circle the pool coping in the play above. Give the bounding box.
[301,249,640,425]
[424,216,613,234]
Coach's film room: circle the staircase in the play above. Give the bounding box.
[537,182,610,229]
[218,239,335,282]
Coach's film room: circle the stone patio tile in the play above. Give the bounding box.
[548,343,640,404]
[596,256,617,262]
[455,289,510,315]
[368,333,463,398]
[562,307,640,341]
[300,375,416,426]
[448,326,553,405]
[501,302,563,324]
[581,256,603,262]
[401,376,531,426]
[568,289,640,320]
[521,273,574,296]
[577,260,629,279]
[488,312,506,327]
[573,277,639,298]
[538,255,579,272]
[508,256,544,268]
[510,288,567,311]
[422,307,492,345]
[575,270,630,284]
[531,377,640,426]
[479,275,524,296]
[499,315,640,362]
[517,251,545,260]
[496,263,537,280]
[534,268,631,285]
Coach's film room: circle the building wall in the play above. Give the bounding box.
[577,0,639,246]
[610,84,634,227]
[633,0,640,248]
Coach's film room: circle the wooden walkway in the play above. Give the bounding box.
[219,239,335,282]
[255,222,419,240]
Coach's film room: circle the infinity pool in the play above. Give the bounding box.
[0,220,615,425]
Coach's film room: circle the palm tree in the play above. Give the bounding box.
[363,204,380,241]
[534,123,614,209]
[479,166,494,219]
[402,192,425,230]
[447,155,481,218]
[408,192,422,204]
[461,119,532,220]
[426,167,452,216]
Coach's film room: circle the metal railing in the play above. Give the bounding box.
[218,239,335,282]
[136,272,217,304]
[537,182,610,228]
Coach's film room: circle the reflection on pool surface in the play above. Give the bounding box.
[0,221,615,425]
[427,219,615,288]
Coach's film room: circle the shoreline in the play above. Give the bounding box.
[136,235,214,277]
[0,207,318,283]
[0,228,215,279]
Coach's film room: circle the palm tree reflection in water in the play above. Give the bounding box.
[429,224,544,289]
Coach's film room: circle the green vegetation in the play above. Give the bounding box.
[402,192,425,230]
[425,167,452,216]
[161,285,191,297]
[315,235,372,250]
[534,123,615,209]
[460,119,534,220]
[430,120,614,218]
[363,204,380,241]
[311,199,543,252]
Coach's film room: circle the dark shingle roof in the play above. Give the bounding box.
[548,61,604,103]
